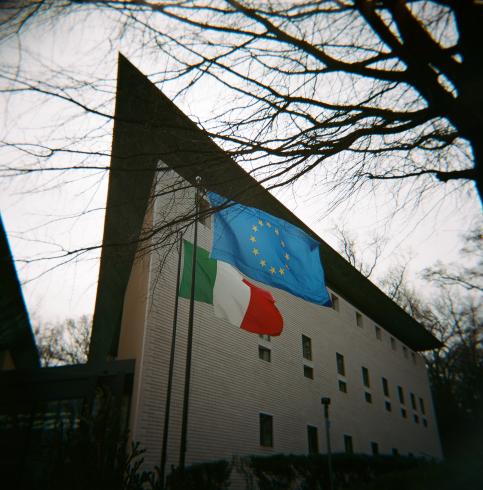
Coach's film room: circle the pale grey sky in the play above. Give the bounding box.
[0,7,480,323]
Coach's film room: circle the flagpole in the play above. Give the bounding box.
[179,176,201,469]
[159,231,184,488]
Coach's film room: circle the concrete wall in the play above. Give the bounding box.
[121,169,443,479]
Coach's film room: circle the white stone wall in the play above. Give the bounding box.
[123,170,443,479]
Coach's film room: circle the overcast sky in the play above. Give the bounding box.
[0,7,480,324]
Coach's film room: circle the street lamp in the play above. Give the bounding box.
[321,397,334,490]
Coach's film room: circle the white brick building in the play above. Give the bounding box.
[89,55,443,482]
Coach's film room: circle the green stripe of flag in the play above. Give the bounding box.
[179,240,217,304]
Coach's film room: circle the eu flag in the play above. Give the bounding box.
[208,192,331,306]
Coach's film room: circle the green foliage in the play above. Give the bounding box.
[166,460,231,490]
[249,453,422,490]
[345,457,482,490]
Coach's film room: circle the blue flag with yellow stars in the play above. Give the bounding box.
[208,192,331,307]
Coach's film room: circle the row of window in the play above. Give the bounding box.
[258,338,429,428]
[330,293,418,366]
[260,413,416,457]
[336,353,429,426]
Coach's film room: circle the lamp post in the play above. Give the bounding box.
[321,397,334,490]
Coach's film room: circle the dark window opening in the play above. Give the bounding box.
[307,425,319,454]
[336,353,345,376]
[362,367,370,388]
[371,442,379,455]
[259,413,273,447]
[258,346,271,362]
[382,377,390,397]
[344,435,353,454]
[303,365,314,379]
[302,335,312,361]
[339,380,347,393]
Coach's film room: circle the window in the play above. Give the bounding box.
[307,425,319,454]
[375,326,382,340]
[414,414,419,424]
[259,334,271,342]
[385,401,392,412]
[259,413,273,447]
[344,435,353,454]
[371,442,379,455]
[362,367,370,388]
[401,408,407,418]
[365,392,372,404]
[336,353,345,376]
[339,380,347,393]
[423,418,428,428]
[302,335,312,360]
[355,312,363,328]
[402,346,408,358]
[392,448,399,456]
[397,386,405,405]
[199,198,212,228]
[411,352,417,364]
[410,393,417,410]
[259,346,271,362]
[390,337,396,350]
[331,293,339,311]
[382,377,390,397]
[419,397,426,415]
[304,365,314,379]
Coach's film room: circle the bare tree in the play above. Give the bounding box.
[1,1,481,208]
[33,315,92,366]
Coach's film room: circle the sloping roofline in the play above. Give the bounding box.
[89,54,441,362]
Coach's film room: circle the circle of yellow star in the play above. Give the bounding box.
[269,266,276,274]
[258,219,264,226]
[260,259,266,267]
[252,248,260,256]
[252,225,258,232]
[279,267,285,275]
[249,235,256,243]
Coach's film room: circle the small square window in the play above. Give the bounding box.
[402,346,408,358]
[362,366,370,388]
[365,391,372,404]
[423,418,428,428]
[331,293,339,311]
[355,312,363,328]
[385,401,392,412]
[336,353,345,376]
[390,337,396,351]
[259,413,273,447]
[304,365,314,379]
[382,377,390,397]
[419,397,426,415]
[339,380,347,393]
[259,346,271,362]
[414,414,419,424]
[411,352,417,364]
[375,326,382,340]
[371,441,379,455]
[401,408,407,418]
[344,435,353,454]
[307,425,319,454]
[302,335,312,361]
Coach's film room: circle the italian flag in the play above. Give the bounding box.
[179,240,283,336]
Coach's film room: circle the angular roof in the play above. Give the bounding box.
[0,216,39,368]
[89,54,441,362]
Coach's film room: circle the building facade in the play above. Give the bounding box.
[89,55,443,481]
